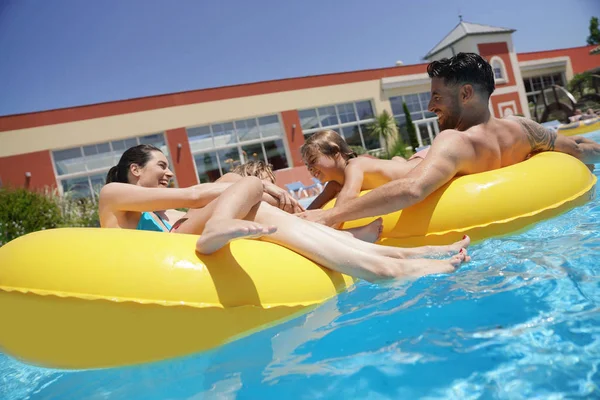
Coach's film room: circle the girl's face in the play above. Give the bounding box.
[132,151,174,188]
[306,153,345,183]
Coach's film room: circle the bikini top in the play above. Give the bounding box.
[136,212,172,232]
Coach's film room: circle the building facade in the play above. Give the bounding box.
[0,21,598,196]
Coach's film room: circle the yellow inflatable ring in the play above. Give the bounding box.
[557,117,600,136]
[0,152,595,370]
[326,152,596,247]
[0,230,356,369]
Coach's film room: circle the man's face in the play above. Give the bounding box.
[428,77,463,131]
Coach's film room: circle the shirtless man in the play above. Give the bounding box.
[299,52,600,226]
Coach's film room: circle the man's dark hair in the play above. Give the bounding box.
[427,53,495,98]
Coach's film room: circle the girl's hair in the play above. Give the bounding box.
[106,144,162,184]
[232,160,276,184]
[300,129,357,166]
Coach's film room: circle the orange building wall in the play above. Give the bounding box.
[518,45,599,74]
[280,110,306,167]
[490,92,523,117]
[165,128,198,188]
[0,150,57,190]
[478,42,516,88]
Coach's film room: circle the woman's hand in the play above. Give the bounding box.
[262,182,305,213]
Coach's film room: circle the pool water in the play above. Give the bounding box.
[2,132,600,399]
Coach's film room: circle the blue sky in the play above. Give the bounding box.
[0,0,597,116]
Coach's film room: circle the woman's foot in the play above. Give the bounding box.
[391,235,471,259]
[344,217,383,243]
[196,219,277,254]
[397,248,470,278]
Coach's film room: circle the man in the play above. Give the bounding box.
[299,52,600,226]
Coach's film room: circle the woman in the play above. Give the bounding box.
[99,144,471,282]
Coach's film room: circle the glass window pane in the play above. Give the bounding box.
[411,112,424,121]
[355,101,374,120]
[263,140,289,170]
[532,77,543,91]
[404,94,421,113]
[188,125,214,153]
[542,75,553,88]
[361,124,381,150]
[241,142,265,164]
[342,125,363,148]
[140,133,168,156]
[298,109,320,130]
[553,74,564,87]
[212,123,236,148]
[90,174,106,196]
[61,176,91,199]
[53,147,85,175]
[194,152,221,183]
[216,147,241,174]
[317,106,338,127]
[524,79,532,93]
[258,115,281,138]
[419,92,432,111]
[236,119,260,142]
[337,103,357,124]
[389,96,405,116]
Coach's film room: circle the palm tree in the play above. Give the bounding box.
[367,110,406,158]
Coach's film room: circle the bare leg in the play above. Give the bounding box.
[309,219,470,259]
[342,217,384,243]
[174,177,277,254]
[250,203,469,282]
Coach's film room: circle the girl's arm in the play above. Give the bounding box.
[307,181,342,210]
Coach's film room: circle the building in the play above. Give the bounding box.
[0,21,598,196]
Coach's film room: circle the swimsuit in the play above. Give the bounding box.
[136,212,172,232]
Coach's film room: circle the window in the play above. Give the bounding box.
[52,133,170,199]
[187,114,290,183]
[523,72,567,121]
[389,92,438,145]
[299,100,379,151]
[490,57,507,84]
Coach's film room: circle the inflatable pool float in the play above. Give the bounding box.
[0,152,595,370]
[557,117,600,136]
[328,152,596,247]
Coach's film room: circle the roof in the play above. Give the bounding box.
[425,21,515,59]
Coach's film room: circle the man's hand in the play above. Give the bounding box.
[297,208,335,226]
[262,182,305,213]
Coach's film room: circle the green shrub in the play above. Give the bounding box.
[0,187,100,247]
[0,187,62,246]
[349,145,368,156]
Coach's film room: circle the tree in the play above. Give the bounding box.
[402,102,420,150]
[367,110,406,158]
[587,16,600,45]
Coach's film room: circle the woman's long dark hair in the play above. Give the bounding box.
[106,144,162,184]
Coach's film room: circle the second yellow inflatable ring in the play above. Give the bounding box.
[557,117,600,136]
[325,152,596,247]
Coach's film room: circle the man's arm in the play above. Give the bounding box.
[299,131,473,225]
[509,115,600,164]
[307,181,341,210]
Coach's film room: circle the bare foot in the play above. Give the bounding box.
[196,219,277,254]
[398,248,470,278]
[392,235,471,259]
[344,217,383,243]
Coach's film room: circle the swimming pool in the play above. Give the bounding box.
[2,131,600,399]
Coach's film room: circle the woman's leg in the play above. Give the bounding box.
[174,177,276,253]
[249,202,468,282]
[308,218,470,259]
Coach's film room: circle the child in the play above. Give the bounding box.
[300,129,426,210]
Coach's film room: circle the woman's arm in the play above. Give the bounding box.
[99,182,234,213]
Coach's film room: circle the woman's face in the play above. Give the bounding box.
[133,151,174,188]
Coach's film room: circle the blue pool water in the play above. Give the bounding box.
[2,132,600,399]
